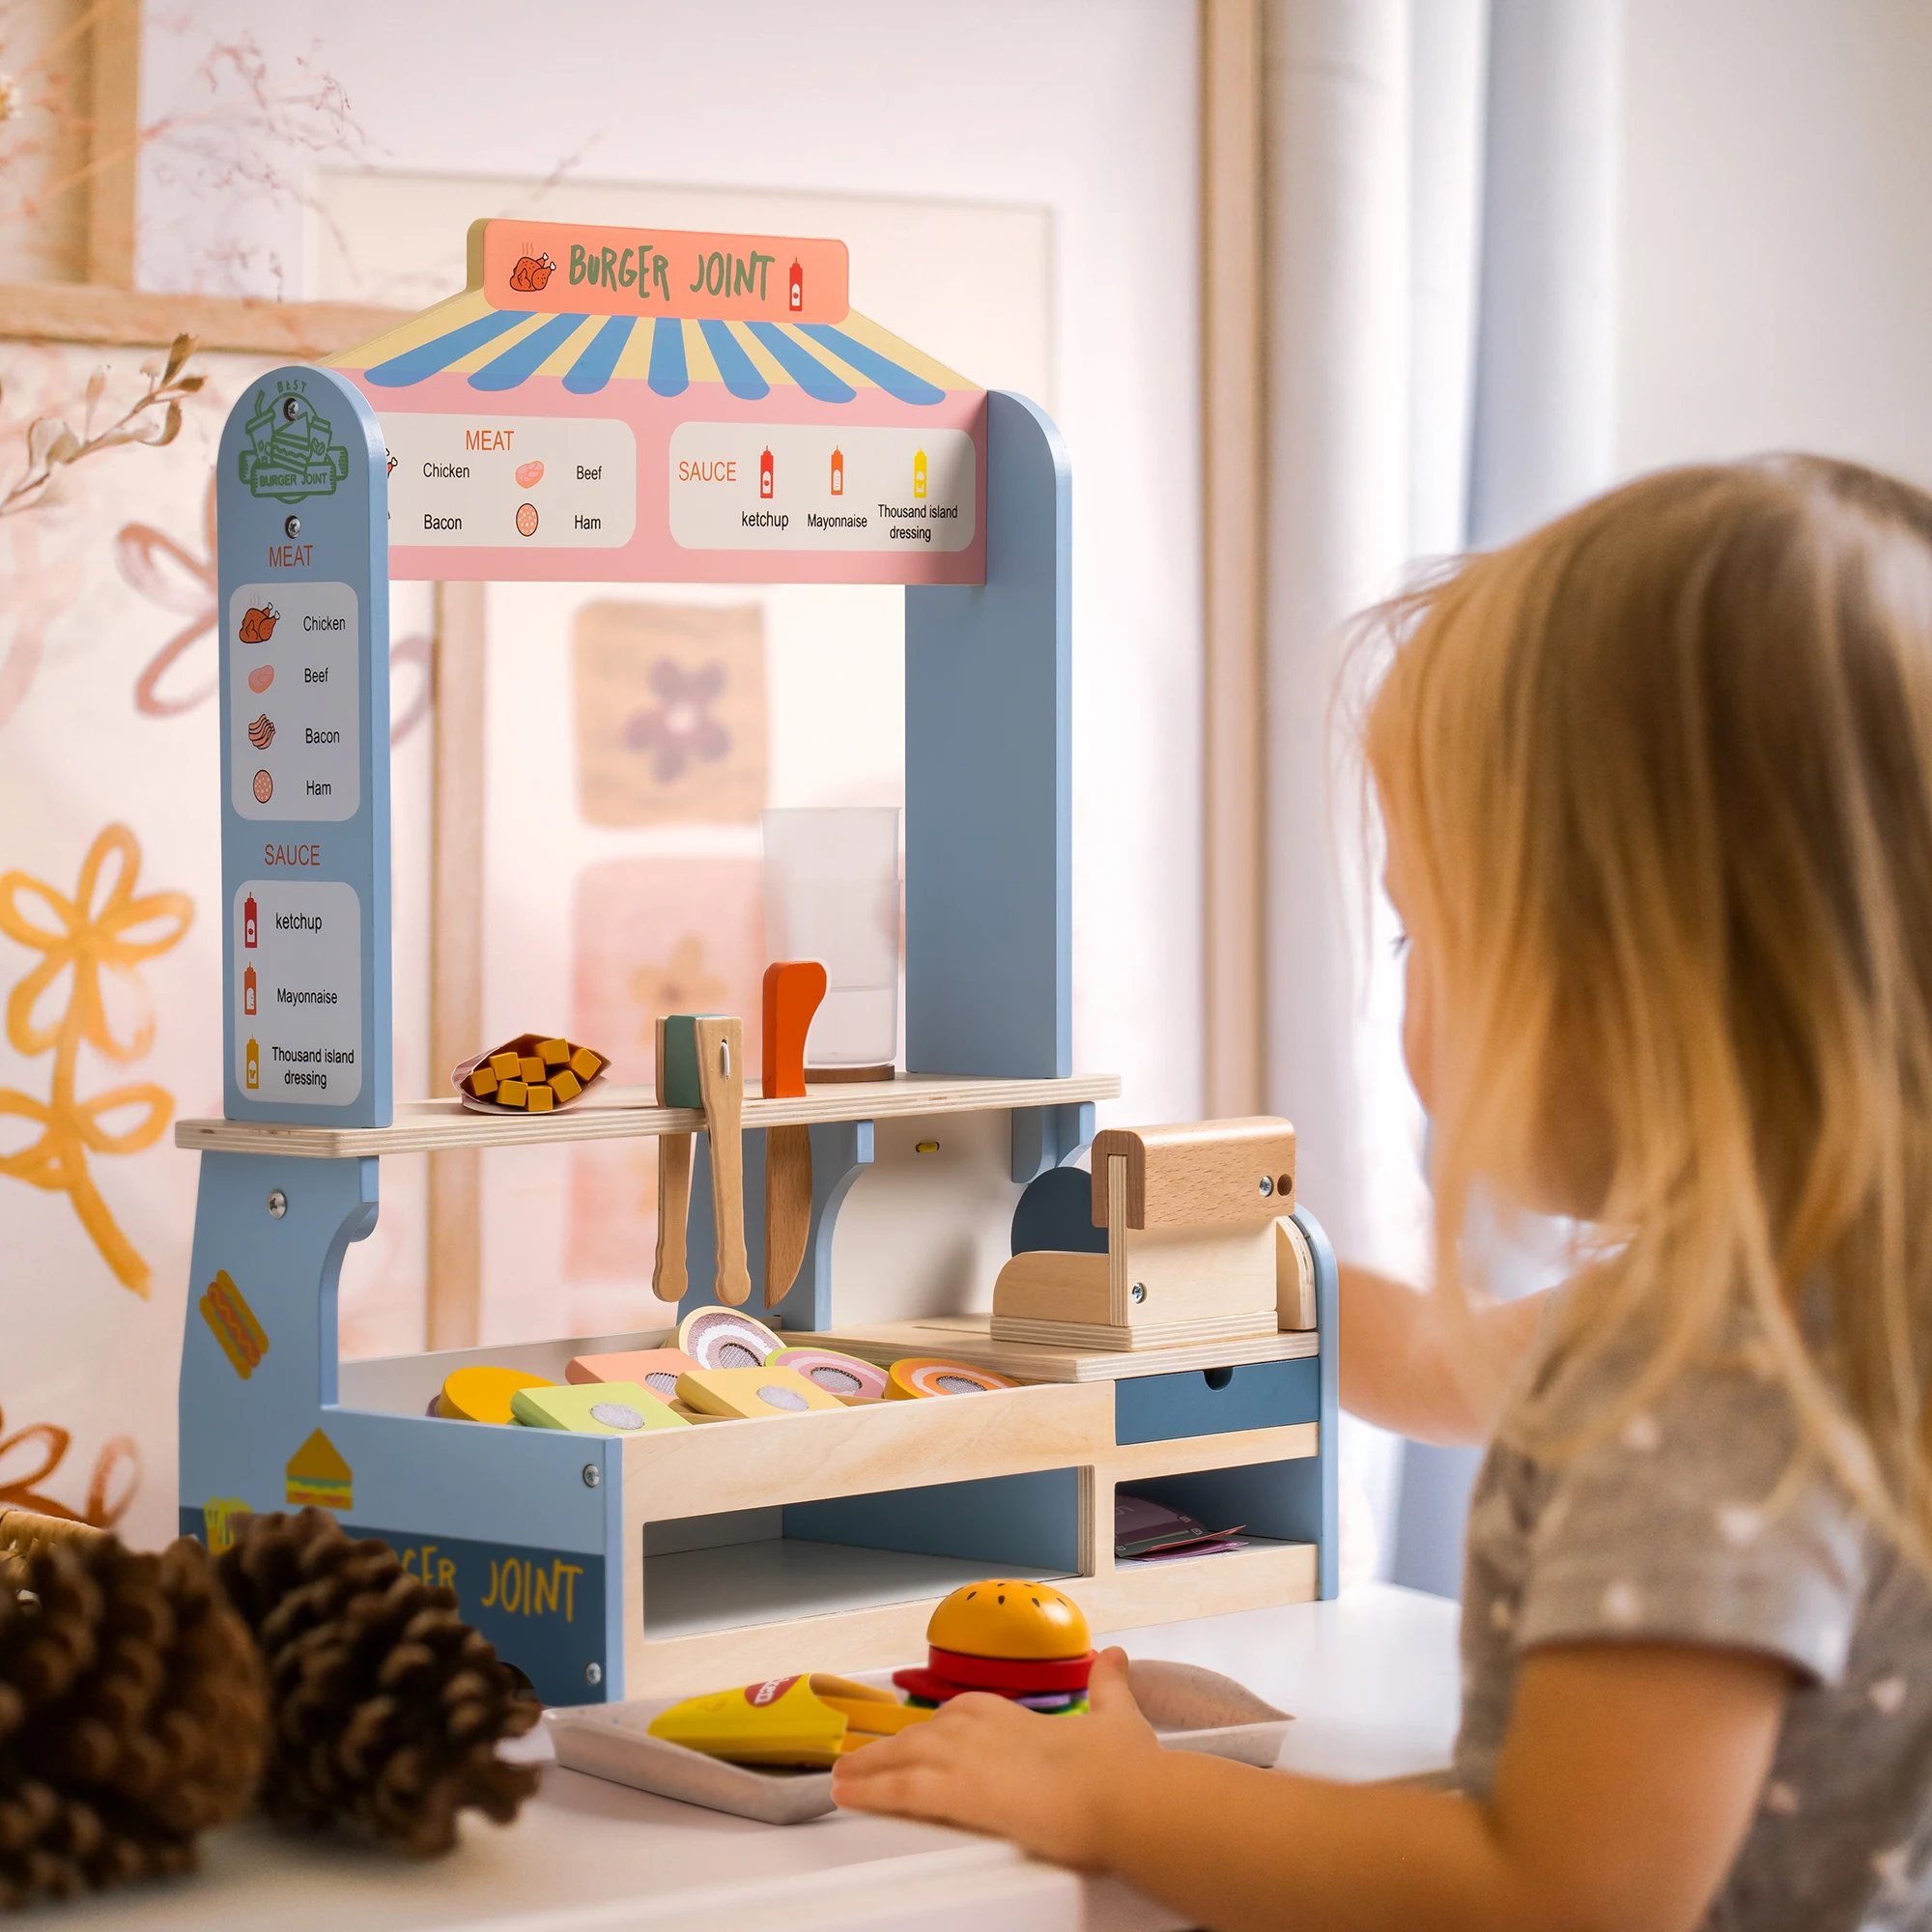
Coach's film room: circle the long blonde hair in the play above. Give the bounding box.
[1364,456,1932,1563]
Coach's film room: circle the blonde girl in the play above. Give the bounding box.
[834,457,1932,1931]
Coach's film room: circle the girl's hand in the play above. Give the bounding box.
[830,1645,1159,1868]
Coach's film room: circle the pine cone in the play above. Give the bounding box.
[216,1510,540,1856]
[0,1521,265,1911]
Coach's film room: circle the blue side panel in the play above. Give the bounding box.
[1114,1359,1320,1446]
[1297,1204,1341,1599]
[1010,1163,1106,1257]
[682,1121,873,1331]
[217,366,391,1127]
[469,313,588,389]
[697,320,770,400]
[745,323,856,403]
[364,310,526,386]
[179,1510,609,1708]
[1010,1101,1094,1185]
[563,316,636,395]
[784,1468,1079,1574]
[646,317,689,396]
[799,325,947,406]
[905,392,1070,1076]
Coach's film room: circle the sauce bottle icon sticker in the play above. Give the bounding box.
[760,448,775,500]
[830,447,844,497]
[789,260,803,312]
[243,964,257,1015]
[913,448,928,501]
[243,893,258,948]
[245,1037,260,1091]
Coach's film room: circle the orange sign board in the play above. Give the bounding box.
[473,219,850,323]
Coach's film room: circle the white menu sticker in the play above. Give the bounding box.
[229,581,359,822]
[234,879,362,1106]
[668,422,976,552]
[382,413,638,548]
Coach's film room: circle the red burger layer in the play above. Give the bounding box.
[924,1645,1096,1691]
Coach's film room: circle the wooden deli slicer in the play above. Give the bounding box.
[991,1118,1309,1350]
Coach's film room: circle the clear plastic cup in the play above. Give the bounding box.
[760,808,900,1068]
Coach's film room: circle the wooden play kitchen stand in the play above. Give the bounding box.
[176,217,1337,1706]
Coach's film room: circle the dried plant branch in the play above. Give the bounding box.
[0,334,202,520]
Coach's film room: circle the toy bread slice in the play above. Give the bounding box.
[673,1365,845,1419]
[510,1380,689,1433]
[565,1346,697,1401]
[677,1304,783,1371]
[767,1347,888,1404]
[439,1363,554,1423]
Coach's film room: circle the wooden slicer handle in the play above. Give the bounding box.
[695,1015,751,1306]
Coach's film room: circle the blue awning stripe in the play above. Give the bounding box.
[746,323,856,403]
[562,316,636,395]
[469,313,589,390]
[798,326,946,406]
[647,317,689,396]
[364,309,528,387]
[697,320,770,400]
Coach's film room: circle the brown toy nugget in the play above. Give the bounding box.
[540,1037,570,1066]
[526,1084,554,1113]
[551,1066,582,1102]
[469,1064,499,1097]
[498,1079,528,1107]
[570,1045,604,1080]
[490,1051,521,1082]
[519,1054,545,1083]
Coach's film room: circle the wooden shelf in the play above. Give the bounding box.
[173,1071,1122,1160]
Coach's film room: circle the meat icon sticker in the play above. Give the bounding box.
[248,664,275,695]
[516,502,539,537]
[238,603,278,644]
[248,713,275,750]
[508,252,555,293]
[252,769,273,803]
[516,460,545,489]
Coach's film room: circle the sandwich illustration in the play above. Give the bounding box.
[285,1428,353,1511]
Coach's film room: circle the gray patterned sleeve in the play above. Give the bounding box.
[1511,1357,1868,1685]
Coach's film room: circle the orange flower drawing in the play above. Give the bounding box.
[0,1402,138,1526]
[629,934,728,1049]
[0,823,192,1294]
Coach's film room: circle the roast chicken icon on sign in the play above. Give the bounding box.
[509,251,556,293]
[238,604,278,644]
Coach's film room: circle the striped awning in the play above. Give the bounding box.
[332,286,968,407]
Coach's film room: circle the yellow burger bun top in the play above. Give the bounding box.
[926,1579,1092,1661]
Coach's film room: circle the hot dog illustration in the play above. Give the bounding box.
[508,251,555,293]
[248,713,275,750]
[200,1267,270,1379]
[238,603,278,644]
[516,459,545,489]
[247,663,275,695]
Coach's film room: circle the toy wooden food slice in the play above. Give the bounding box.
[766,1347,888,1404]
[455,1032,606,1114]
[894,1580,1095,1714]
[648,1672,930,1768]
[566,1346,696,1401]
[678,1305,783,1371]
[510,1380,689,1434]
[674,1365,845,1419]
[885,1358,1018,1400]
[438,1363,554,1423]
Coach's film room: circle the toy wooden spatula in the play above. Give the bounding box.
[760,962,827,1308]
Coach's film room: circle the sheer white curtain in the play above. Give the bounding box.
[1261,0,1622,1590]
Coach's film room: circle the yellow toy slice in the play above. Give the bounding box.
[438,1364,554,1423]
[673,1364,847,1419]
[510,1379,689,1434]
[648,1672,926,1767]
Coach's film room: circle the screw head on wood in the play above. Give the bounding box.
[267,1189,288,1219]
[284,514,300,538]
[582,1463,601,1487]
[1130,1282,1147,1304]
[584,1661,603,1686]
[1259,1175,1274,1196]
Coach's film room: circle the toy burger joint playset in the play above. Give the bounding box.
[175,217,1337,1740]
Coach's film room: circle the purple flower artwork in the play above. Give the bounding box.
[623,659,731,783]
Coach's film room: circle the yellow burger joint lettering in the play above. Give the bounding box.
[481,1553,585,1621]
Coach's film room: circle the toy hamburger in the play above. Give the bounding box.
[893,1579,1095,1715]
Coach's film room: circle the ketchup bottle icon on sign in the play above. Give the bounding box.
[243,893,258,949]
[760,448,775,499]
[789,260,803,312]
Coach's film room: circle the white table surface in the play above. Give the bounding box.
[26,1582,1461,1932]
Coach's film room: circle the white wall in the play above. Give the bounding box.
[135,0,1207,1128]
[1618,0,1932,489]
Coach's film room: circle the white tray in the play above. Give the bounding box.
[545,1658,1291,1826]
